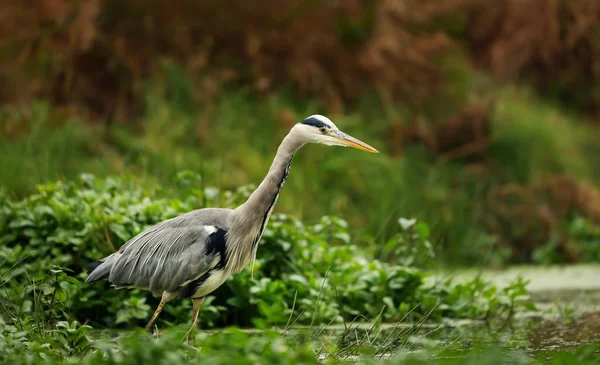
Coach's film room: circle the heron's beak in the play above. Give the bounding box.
[333,130,379,153]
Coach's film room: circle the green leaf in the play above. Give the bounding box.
[415,222,430,240]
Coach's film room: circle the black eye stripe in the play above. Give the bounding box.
[301,117,330,129]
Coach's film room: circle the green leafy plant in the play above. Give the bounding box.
[378,217,436,267]
[1,174,534,332]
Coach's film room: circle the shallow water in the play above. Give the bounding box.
[284,309,600,362]
[298,265,600,359]
[291,313,600,360]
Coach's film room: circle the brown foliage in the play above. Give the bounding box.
[468,0,600,115]
[0,0,478,117]
[485,175,600,262]
[3,0,600,119]
[396,102,494,160]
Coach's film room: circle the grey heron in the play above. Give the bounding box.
[85,114,378,335]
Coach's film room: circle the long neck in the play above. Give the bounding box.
[226,130,305,273]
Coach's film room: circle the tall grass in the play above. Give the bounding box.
[1,63,599,265]
[491,87,597,183]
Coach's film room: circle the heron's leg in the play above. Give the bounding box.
[186,297,205,345]
[145,291,177,334]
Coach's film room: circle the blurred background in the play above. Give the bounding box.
[1,0,600,268]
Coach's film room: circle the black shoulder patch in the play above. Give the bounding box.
[204,228,228,270]
[301,117,328,128]
[178,227,228,298]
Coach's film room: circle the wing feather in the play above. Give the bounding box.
[108,224,221,293]
[86,208,232,294]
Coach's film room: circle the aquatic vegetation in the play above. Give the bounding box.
[0,174,595,364]
[2,1,600,362]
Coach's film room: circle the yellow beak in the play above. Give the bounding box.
[334,130,379,153]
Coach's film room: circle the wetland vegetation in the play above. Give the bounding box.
[2,0,600,363]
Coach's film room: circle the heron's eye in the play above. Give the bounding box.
[319,127,327,133]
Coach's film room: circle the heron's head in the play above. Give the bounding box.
[292,115,379,153]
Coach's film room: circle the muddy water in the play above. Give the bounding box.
[295,313,600,359]
[446,264,600,353]
[294,307,600,361]
[300,265,600,359]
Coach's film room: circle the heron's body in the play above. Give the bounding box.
[85,115,378,335]
[87,209,233,297]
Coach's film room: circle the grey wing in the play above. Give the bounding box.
[108,224,221,294]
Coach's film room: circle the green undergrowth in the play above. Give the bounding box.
[2,80,600,267]
[491,87,599,183]
[0,174,534,332]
